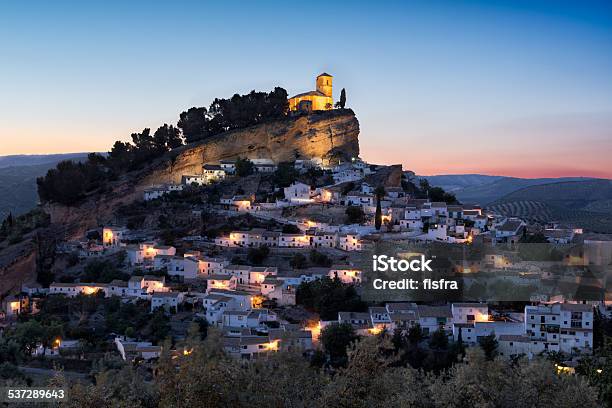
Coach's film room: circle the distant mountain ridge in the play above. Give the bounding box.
[0,153,91,169]
[0,153,89,219]
[422,174,598,205]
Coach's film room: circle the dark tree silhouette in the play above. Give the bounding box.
[335,88,347,108]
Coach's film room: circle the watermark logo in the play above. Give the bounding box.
[372,255,433,272]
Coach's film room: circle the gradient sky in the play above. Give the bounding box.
[1,0,611,177]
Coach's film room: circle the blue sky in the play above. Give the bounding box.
[1,0,611,177]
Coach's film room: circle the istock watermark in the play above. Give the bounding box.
[372,255,433,272]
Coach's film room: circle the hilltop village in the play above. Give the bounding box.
[0,74,609,400]
[3,151,608,360]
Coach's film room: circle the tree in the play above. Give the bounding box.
[143,309,170,343]
[177,87,288,145]
[108,140,132,170]
[577,336,612,405]
[282,224,301,234]
[289,253,308,269]
[273,162,299,187]
[429,328,449,351]
[428,187,457,204]
[51,329,604,407]
[345,205,365,224]
[334,88,347,109]
[431,348,600,407]
[246,246,269,265]
[320,322,358,366]
[235,158,254,177]
[153,123,183,152]
[456,327,466,358]
[296,277,366,320]
[177,106,210,143]
[309,249,332,267]
[478,332,498,360]
[408,324,425,345]
[83,259,129,283]
[11,320,46,356]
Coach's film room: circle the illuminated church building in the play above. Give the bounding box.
[288,73,333,112]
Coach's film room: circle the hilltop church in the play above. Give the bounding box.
[288,73,333,112]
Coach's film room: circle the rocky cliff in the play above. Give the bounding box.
[140,109,360,186]
[45,109,360,238]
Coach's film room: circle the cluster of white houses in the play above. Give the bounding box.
[334,301,594,359]
[214,228,363,251]
[44,250,361,312]
[142,156,330,202]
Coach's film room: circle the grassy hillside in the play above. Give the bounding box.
[487,179,612,233]
[0,154,89,219]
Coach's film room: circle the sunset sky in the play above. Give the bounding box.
[1,1,611,178]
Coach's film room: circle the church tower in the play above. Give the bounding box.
[316,73,333,97]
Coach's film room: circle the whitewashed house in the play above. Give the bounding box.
[144,184,183,201]
[338,233,363,251]
[206,275,238,292]
[219,159,236,174]
[202,164,226,181]
[102,226,128,247]
[525,303,593,354]
[284,182,312,204]
[150,292,184,312]
[329,265,362,284]
[198,257,229,276]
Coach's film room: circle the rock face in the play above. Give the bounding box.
[45,109,360,238]
[141,109,360,186]
[0,239,37,297]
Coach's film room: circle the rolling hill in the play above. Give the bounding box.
[0,153,89,219]
[486,179,612,233]
[422,174,596,205]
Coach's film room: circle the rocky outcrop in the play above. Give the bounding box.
[45,109,360,239]
[0,239,37,297]
[140,109,360,186]
[364,165,403,188]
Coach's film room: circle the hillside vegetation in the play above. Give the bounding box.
[424,175,596,205]
[487,179,612,232]
[35,88,290,206]
[0,155,88,219]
